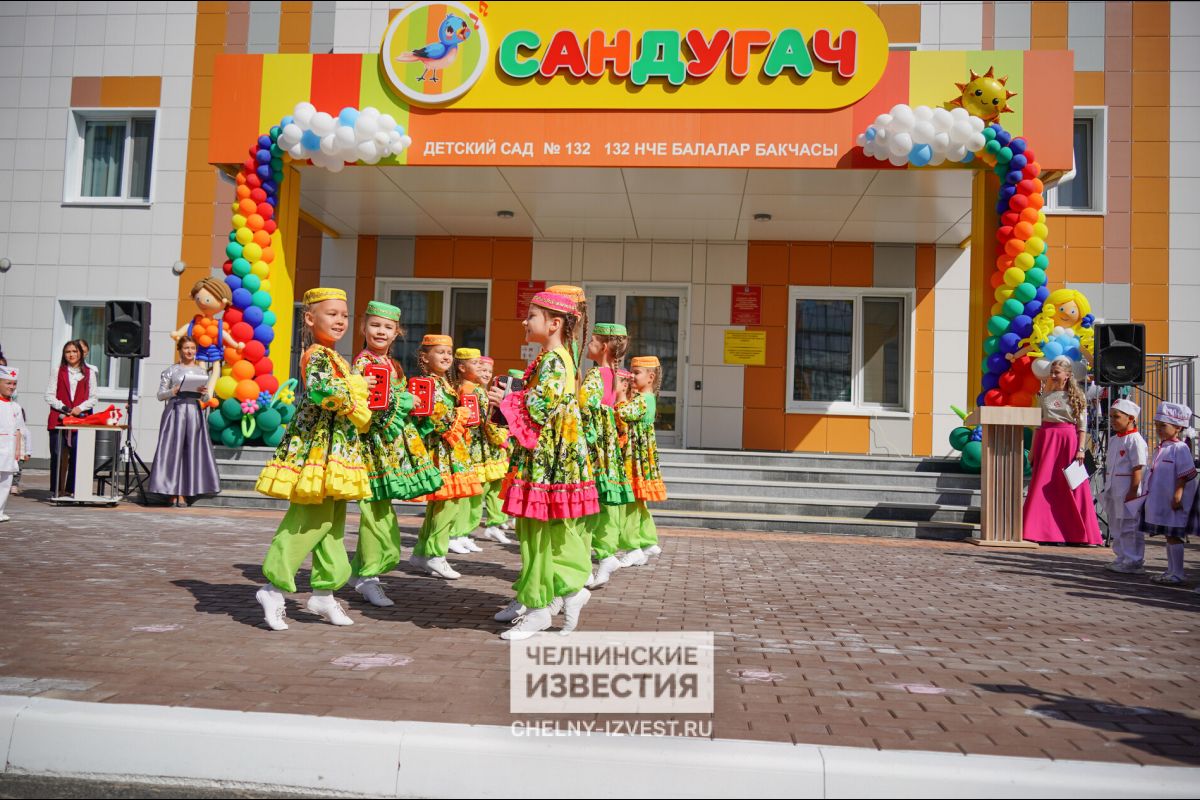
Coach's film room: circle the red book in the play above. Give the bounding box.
[462,393,481,426]
[364,364,391,411]
[409,376,435,416]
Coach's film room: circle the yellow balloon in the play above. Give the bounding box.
[1033,222,1049,239]
[995,286,1013,302]
[251,260,270,278]
[231,201,240,213]
[1014,253,1035,270]
[1037,210,1047,224]
[232,214,247,230]
[214,375,237,400]
[221,366,232,377]
[241,243,263,262]
[990,302,1003,317]
[259,280,270,292]
[1024,236,1045,256]
[1003,267,1025,287]
[235,227,254,245]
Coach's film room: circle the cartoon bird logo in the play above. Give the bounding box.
[948,67,1017,122]
[395,13,472,84]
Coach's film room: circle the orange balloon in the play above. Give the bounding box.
[232,360,256,381]
[260,246,274,263]
[224,346,243,364]
[252,230,271,248]
[197,334,213,348]
[1004,238,1026,257]
[236,185,251,199]
[1014,221,1034,240]
[238,198,257,216]
[1019,207,1039,223]
[246,214,264,232]
[235,379,260,402]
[997,255,1014,270]
[990,271,1004,289]
[236,173,246,186]
[1029,193,1044,210]
[1032,179,1044,193]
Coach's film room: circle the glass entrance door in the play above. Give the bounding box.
[585,285,688,448]
[385,282,489,377]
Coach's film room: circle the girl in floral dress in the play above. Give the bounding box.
[255,288,372,631]
[617,356,668,567]
[488,292,600,639]
[409,334,481,580]
[348,301,443,607]
[453,349,511,549]
[475,356,513,543]
[580,323,634,589]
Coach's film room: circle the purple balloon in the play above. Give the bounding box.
[254,324,275,344]
[232,288,253,310]
[982,373,1000,391]
[1011,314,1034,339]
[987,353,1008,373]
[225,275,242,291]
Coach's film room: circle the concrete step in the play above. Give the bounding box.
[662,476,978,506]
[657,448,965,473]
[658,492,979,524]
[652,509,977,540]
[659,462,980,490]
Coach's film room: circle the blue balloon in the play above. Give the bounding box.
[1067,347,1081,360]
[961,151,975,163]
[1024,300,1042,318]
[225,275,242,291]
[256,149,271,164]
[996,200,1010,215]
[976,391,988,407]
[996,130,1012,147]
[1007,170,1023,185]
[262,181,277,195]
[910,143,932,167]
[243,305,264,327]
[1000,333,1021,353]
[982,373,1000,391]
[1010,137,1026,154]
[1010,154,1027,170]
[971,428,983,441]
[395,125,405,136]
[1042,341,1063,360]
[987,353,1008,373]
[1035,286,1049,302]
[256,164,271,180]
[232,288,253,310]
[338,107,360,127]
[257,135,272,149]
[254,324,275,344]
[301,130,320,151]
[280,115,294,128]
[1011,315,1034,339]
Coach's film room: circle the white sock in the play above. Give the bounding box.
[1167,542,1185,580]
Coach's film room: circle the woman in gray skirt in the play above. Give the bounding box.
[148,336,220,506]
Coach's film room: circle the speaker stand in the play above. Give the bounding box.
[116,358,151,503]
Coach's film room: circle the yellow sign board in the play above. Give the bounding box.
[723,330,767,366]
[385,1,890,110]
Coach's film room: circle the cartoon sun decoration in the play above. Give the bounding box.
[949,67,1018,123]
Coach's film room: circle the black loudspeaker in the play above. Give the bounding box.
[104,300,152,359]
[1094,323,1145,386]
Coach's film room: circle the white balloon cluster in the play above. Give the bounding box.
[856,104,988,167]
[275,102,412,173]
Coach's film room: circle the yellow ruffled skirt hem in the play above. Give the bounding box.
[256,457,370,504]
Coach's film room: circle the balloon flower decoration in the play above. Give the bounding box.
[855,68,1097,473]
[208,101,413,448]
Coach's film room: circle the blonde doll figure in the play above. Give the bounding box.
[1006,288,1095,370]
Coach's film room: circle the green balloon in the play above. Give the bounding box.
[982,127,997,141]
[988,314,1011,335]
[279,403,296,423]
[252,290,272,310]
[993,164,1008,177]
[1023,449,1032,477]
[220,426,245,448]
[961,440,983,472]
[984,336,999,355]
[220,398,243,422]
[263,310,277,326]
[1013,282,1037,303]
[1024,427,1034,448]
[997,146,1013,163]
[1026,267,1047,287]
[208,410,229,431]
[1002,298,1025,319]
[949,426,973,451]
[263,427,285,448]
[1033,254,1049,270]
[257,408,282,433]
[985,139,1002,154]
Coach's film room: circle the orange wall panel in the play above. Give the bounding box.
[452,238,495,278]
[825,417,870,455]
[414,237,453,278]
[747,242,789,285]
[790,243,832,286]
[492,239,533,280]
[743,408,786,452]
[831,243,873,287]
[785,414,827,451]
[744,367,785,409]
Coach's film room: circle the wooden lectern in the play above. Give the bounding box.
[965,405,1042,548]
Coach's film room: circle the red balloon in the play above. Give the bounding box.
[1023,149,1036,163]
[1010,391,1034,408]
[221,260,233,275]
[1023,162,1041,179]
[1001,211,1020,227]
[246,174,261,189]
[256,202,273,220]
[1009,194,1030,212]
[1023,375,1041,394]
[242,340,266,363]
[997,255,1014,270]
[1011,355,1033,374]
[263,219,277,234]
[1017,179,1037,196]
[248,145,258,158]
[242,158,255,173]
[254,357,274,376]
[996,225,1014,243]
[254,374,280,395]
[231,321,254,342]
[990,271,1005,289]
[999,370,1020,393]
[250,188,267,203]
[984,389,1006,407]
[223,308,243,326]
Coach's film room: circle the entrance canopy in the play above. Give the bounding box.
[297,165,973,244]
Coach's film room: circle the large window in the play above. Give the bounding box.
[59,301,133,394]
[786,289,911,414]
[1045,108,1106,214]
[379,280,490,378]
[65,110,157,204]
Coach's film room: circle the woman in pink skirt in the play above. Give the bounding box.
[1023,356,1103,545]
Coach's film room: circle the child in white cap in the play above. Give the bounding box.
[1104,398,1149,573]
[0,365,32,522]
[1138,402,1198,585]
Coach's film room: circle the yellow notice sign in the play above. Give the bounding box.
[723,330,767,366]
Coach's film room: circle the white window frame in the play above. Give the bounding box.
[64,108,160,207]
[54,299,140,401]
[785,286,914,418]
[374,278,493,354]
[1044,106,1106,216]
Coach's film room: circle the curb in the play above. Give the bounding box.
[2,696,1197,798]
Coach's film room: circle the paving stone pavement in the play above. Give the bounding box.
[0,479,1198,768]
